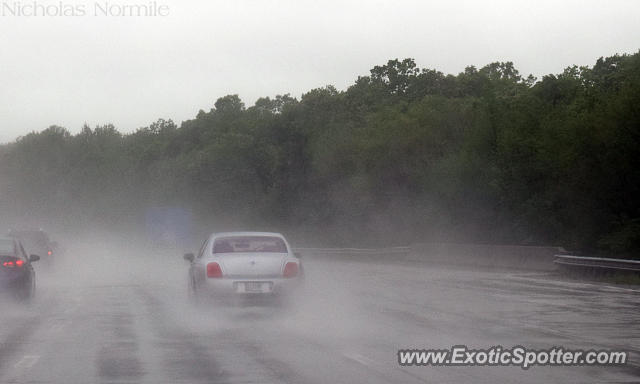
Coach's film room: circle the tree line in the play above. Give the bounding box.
[1,52,639,255]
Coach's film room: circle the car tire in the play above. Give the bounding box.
[30,276,36,300]
[15,278,34,303]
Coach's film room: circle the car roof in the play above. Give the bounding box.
[8,229,48,239]
[209,231,284,240]
[9,228,46,234]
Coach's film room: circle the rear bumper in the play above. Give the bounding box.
[0,273,29,292]
[200,276,301,296]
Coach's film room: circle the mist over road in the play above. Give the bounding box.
[0,241,638,384]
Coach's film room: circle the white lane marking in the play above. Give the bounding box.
[601,285,640,293]
[14,355,40,369]
[512,275,640,294]
[343,352,376,367]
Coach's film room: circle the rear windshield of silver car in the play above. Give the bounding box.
[213,236,288,253]
[0,239,15,255]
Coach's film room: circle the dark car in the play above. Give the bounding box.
[0,237,39,301]
[8,229,56,266]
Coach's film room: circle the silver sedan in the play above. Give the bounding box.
[184,232,303,302]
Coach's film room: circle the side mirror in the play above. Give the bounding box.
[29,254,40,262]
[183,253,195,262]
[294,252,302,259]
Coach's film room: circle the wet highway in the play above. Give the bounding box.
[0,246,638,383]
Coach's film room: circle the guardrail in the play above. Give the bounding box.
[295,244,561,271]
[554,255,640,272]
[294,246,411,257]
[295,246,640,275]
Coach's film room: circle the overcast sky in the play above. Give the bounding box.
[0,0,638,142]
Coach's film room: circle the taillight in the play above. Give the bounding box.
[206,262,223,278]
[47,250,52,256]
[283,262,298,278]
[2,258,24,268]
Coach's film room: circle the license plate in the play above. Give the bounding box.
[244,282,263,292]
